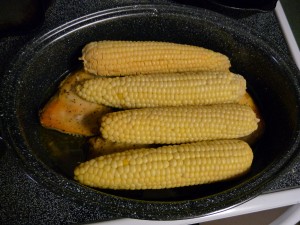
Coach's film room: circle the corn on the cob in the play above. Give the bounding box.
[100,104,259,144]
[74,140,253,190]
[76,71,246,108]
[81,41,231,76]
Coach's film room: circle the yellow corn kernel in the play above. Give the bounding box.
[81,41,231,76]
[76,71,246,108]
[100,104,259,144]
[74,140,253,190]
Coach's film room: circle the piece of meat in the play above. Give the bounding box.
[39,70,113,136]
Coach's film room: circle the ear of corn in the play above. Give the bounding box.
[74,140,253,190]
[76,71,246,108]
[100,104,259,144]
[81,41,231,76]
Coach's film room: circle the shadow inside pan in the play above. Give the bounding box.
[4,5,300,216]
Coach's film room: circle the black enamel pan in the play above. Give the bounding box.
[1,4,300,220]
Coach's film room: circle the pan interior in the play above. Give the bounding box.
[10,10,299,202]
